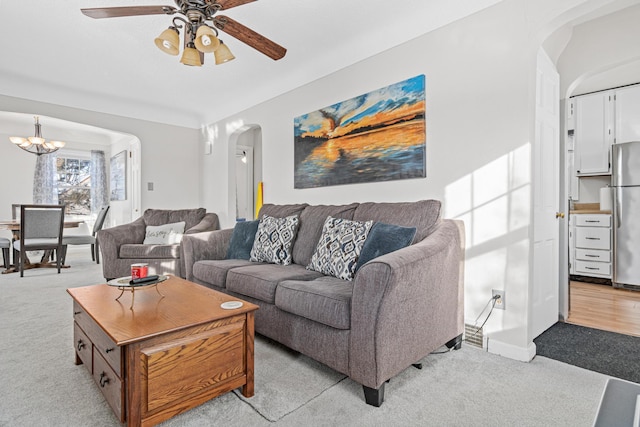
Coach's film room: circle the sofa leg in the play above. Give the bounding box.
[445,333,463,350]
[363,384,385,407]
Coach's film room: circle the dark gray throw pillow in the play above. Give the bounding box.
[226,220,260,260]
[355,222,417,271]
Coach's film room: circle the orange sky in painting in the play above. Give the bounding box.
[301,100,425,140]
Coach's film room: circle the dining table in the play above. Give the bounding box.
[0,219,84,274]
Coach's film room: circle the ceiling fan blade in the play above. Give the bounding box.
[212,0,257,10]
[213,15,286,60]
[81,6,176,19]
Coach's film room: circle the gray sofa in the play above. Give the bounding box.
[181,200,464,406]
[98,208,219,280]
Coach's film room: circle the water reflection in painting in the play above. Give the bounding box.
[294,75,426,189]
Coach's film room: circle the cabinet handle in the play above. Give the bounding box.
[105,348,114,353]
[99,372,109,388]
[585,220,600,223]
[77,340,85,351]
[585,237,601,240]
[585,254,600,258]
[585,267,600,271]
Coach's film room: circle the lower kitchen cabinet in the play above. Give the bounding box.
[569,213,612,279]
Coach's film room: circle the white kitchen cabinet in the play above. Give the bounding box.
[574,91,614,175]
[569,214,612,278]
[615,84,640,144]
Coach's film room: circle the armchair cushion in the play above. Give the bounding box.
[143,208,206,231]
[143,221,185,245]
[120,243,181,259]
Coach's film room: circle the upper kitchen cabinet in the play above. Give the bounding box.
[574,90,614,175]
[615,84,640,144]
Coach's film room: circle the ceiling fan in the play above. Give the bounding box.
[81,0,286,66]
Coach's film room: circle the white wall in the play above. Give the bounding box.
[0,95,201,223]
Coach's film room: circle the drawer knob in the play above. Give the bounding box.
[73,311,81,315]
[99,372,110,388]
[77,340,85,351]
[105,348,114,353]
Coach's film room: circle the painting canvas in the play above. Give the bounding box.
[110,150,127,201]
[294,75,426,189]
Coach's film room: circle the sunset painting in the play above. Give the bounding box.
[294,75,426,189]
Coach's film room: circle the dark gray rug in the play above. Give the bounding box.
[534,322,640,384]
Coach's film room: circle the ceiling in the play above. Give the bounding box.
[0,0,503,130]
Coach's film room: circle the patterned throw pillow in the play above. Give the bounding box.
[307,216,373,281]
[250,215,300,265]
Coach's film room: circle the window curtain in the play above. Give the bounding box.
[90,150,109,216]
[33,153,59,204]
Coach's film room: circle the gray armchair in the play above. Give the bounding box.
[97,208,219,280]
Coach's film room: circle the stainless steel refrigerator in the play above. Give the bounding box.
[612,141,640,288]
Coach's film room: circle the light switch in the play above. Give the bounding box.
[147,182,154,191]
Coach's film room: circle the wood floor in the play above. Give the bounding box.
[567,280,640,337]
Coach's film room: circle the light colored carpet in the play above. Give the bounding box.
[0,247,609,426]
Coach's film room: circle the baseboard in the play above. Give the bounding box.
[486,338,536,362]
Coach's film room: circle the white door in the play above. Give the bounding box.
[532,49,561,339]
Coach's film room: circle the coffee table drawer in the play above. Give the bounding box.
[73,301,122,376]
[74,323,92,373]
[93,351,124,423]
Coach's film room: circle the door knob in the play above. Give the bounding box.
[555,212,565,219]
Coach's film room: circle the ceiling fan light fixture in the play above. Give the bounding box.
[154,26,180,56]
[180,43,202,67]
[194,25,220,53]
[214,41,235,65]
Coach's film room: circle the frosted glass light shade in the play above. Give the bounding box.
[214,42,235,65]
[28,136,45,145]
[52,141,66,148]
[154,27,180,56]
[9,136,26,145]
[194,25,220,53]
[180,45,202,66]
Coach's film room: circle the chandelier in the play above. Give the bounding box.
[9,116,65,155]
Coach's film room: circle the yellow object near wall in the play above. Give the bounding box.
[255,181,263,219]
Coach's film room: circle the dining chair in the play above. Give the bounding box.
[0,236,10,269]
[13,204,65,277]
[61,205,110,264]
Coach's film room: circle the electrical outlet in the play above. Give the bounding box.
[492,289,506,310]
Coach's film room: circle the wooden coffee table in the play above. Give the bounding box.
[67,276,258,427]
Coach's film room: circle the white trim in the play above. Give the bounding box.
[486,338,536,362]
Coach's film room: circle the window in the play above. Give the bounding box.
[56,155,91,216]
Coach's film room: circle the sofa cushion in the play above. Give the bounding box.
[226,220,259,260]
[143,221,186,244]
[292,203,358,266]
[226,264,324,304]
[192,259,256,288]
[307,216,373,281]
[275,276,353,330]
[119,243,181,259]
[143,208,206,231]
[250,215,300,265]
[355,222,417,271]
[353,200,441,242]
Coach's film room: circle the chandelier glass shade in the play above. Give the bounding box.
[155,18,234,66]
[9,116,65,156]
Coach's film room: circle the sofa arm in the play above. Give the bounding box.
[97,217,146,279]
[181,228,234,281]
[348,219,465,390]
[186,212,220,234]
